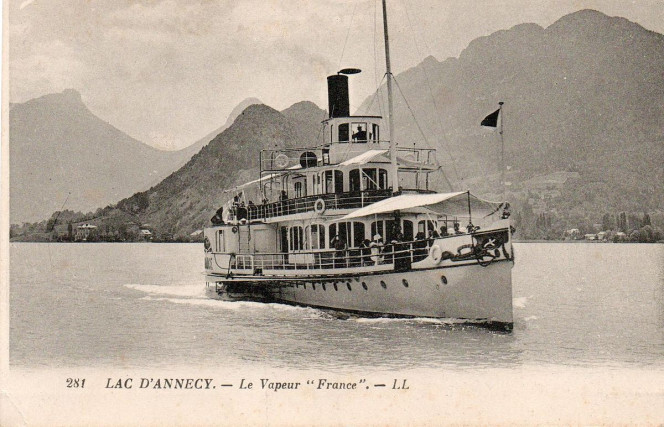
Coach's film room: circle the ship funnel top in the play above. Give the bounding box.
[339,68,361,75]
[327,68,361,119]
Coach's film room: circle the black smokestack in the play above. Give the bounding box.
[327,74,349,118]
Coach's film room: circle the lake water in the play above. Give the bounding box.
[9,242,664,370]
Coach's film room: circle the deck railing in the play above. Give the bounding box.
[234,189,393,221]
[226,239,434,272]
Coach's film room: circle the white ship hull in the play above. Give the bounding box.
[205,238,514,330]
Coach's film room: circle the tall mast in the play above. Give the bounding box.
[499,101,505,200]
[382,0,398,193]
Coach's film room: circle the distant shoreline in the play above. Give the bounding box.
[9,239,662,244]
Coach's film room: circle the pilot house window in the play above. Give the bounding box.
[338,123,349,143]
[351,123,367,142]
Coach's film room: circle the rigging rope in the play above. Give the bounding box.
[372,0,385,118]
[337,2,359,71]
[393,75,453,191]
[400,0,461,185]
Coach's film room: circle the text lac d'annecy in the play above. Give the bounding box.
[104,378,403,391]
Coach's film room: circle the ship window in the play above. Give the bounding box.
[371,221,384,241]
[353,222,365,247]
[403,220,413,241]
[294,181,304,198]
[334,170,344,193]
[322,283,326,291]
[378,168,388,189]
[372,124,379,142]
[330,125,334,144]
[324,170,334,194]
[402,279,409,288]
[362,282,368,290]
[351,122,367,142]
[380,280,387,289]
[385,220,397,243]
[216,230,224,252]
[330,222,350,248]
[289,226,304,251]
[309,224,326,250]
[349,169,361,192]
[363,169,377,190]
[338,123,349,142]
[333,283,338,291]
[418,220,437,236]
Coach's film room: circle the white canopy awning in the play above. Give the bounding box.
[339,149,388,166]
[338,191,503,220]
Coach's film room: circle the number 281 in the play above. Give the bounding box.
[66,378,85,388]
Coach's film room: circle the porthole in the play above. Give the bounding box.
[322,283,326,291]
[347,283,352,291]
[380,280,387,289]
[333,283,338,291]
[362,282,368,290]
[402,279,409,288]
[441,275,448,285]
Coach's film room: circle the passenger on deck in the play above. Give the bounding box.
[237,201,248,220]
[210,207,225,225]
[428,229,440,239]
[370,234,383,265]
[454,221,462,234]
[414,232,428,262]
[360,239,372,266]
[331,235,347,268]
[440,225,449,236]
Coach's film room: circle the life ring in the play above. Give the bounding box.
[429,245,443,264]
[231,226,238,233]
[403,153,417,163]
[274,154,289,169]
[314,198,326,214]
[203,237,212,252]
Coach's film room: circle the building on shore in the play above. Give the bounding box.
[75,224,97,241]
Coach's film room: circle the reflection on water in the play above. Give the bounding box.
[9,242,664,370]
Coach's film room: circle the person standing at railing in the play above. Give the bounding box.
[360,239,372,266]
[414,232,428,262]
[331,235,347,268]
[370,234,383,265]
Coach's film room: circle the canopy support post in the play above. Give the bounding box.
[467,191,472,225]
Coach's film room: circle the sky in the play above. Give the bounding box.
[8,0,664,150]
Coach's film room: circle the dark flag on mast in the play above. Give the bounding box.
[481,108,500,128]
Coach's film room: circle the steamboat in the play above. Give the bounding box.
[203,1,514,330]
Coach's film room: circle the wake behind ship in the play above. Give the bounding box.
[203,1,514,330]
